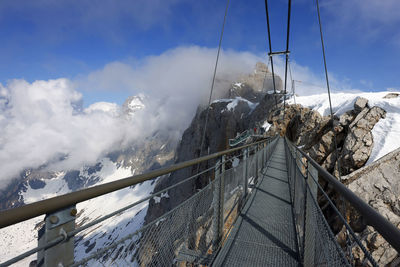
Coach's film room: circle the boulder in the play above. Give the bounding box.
[354,97,368,112]
[340,106,386,174]
[342,147,400,265]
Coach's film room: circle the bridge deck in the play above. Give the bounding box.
[213,138,300,266]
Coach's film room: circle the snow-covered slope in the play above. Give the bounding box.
[0,158,158,266]
[288,91,400,163]
[0,93,180,266]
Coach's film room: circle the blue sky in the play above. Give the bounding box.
[1,0,399,105]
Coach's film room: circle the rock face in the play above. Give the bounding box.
[145,64,278,223]
[267,97,386,177]
[342,147,400,266]
[266,97,388,237]
[142,62,280,263]
[238,62,283,92]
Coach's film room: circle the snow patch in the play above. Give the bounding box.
[262,120,271,131]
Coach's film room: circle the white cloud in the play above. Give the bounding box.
[0,46,263,188]
[0,45,365,189]
[76,46,264,128]
[0,79,139,187]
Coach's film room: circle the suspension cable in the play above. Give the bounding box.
[283,0,292,121]
[316,0,353,260]
[315,0,341,181]
[198,0,230,160]
[288,60,295,104]
[264,0,278,107]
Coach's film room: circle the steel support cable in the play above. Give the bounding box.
[74,147,270,267]
[286,140,377,265]
[0,163,219,266]
[315,0,353,258]
[264,0,278,107]
[1,155,245,266]
[283,0,292,122]
[288,139,400,254]
[288,60,296,104]
[306,168,378,266]
[71,175,222,267]
[315,0,341,181]
[198,0,230,162]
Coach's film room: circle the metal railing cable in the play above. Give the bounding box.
[70,172,222,267]
[264,0,278,107]
[283,0,292,121]
[73,137,278,266]
[285,139,350,266]
[306,169,378,266]
[0,138,268,229]
[285,139,377,266]
[198,0,230,163]
[0,137,273,266]
[0,163,220,267]
[286,138,400,254]
[315,0,354,260]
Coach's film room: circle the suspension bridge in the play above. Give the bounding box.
[1,0,400,266]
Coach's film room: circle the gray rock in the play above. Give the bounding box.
[341,106,386,174]
[383,93,400,99]
[343,147,400,265]
[354,97,369,112]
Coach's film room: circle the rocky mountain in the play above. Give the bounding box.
[0,94,179,266]
[265,93,400,265]
[2,60,399,266]
[145,62,281,223]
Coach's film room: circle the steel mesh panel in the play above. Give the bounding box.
[303,187,349,267]
[73,178,217,266]
[285,141,350,267]
[213,138,300,266]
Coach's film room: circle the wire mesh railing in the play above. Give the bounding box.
[0,136,278,267]
[284,138,389,267]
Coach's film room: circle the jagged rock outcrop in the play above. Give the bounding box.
[267,97,386,177]
[265,98,387,234]
[341,104,386,174]
[145,63,278,223]
[237,62,283,93]
[341,147,400,266]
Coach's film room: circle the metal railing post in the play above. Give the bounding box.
[301,161,309,263]
[212,155,225,248]
[212,158,221,247]
[304,163,318,267]
[255,145,259,184]
[261,143,265,170]
[244,149,249,199]
[38,205,76,267]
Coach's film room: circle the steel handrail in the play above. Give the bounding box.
[285,137,400,253]
[0,137,273,229]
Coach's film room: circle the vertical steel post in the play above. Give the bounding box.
[255,145,259,184]
[38,205,76,267]
[261,143,265,170]
[212,155,225,248]
[218,155,226,242]
[304,163,318,266]
[243,148,248,200]
[301,161,309,262]
[212,158,221,248]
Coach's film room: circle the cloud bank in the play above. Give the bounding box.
[0,46,263,188]
[0,45,362,189]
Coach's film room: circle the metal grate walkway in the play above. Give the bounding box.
[213,138,300,266]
